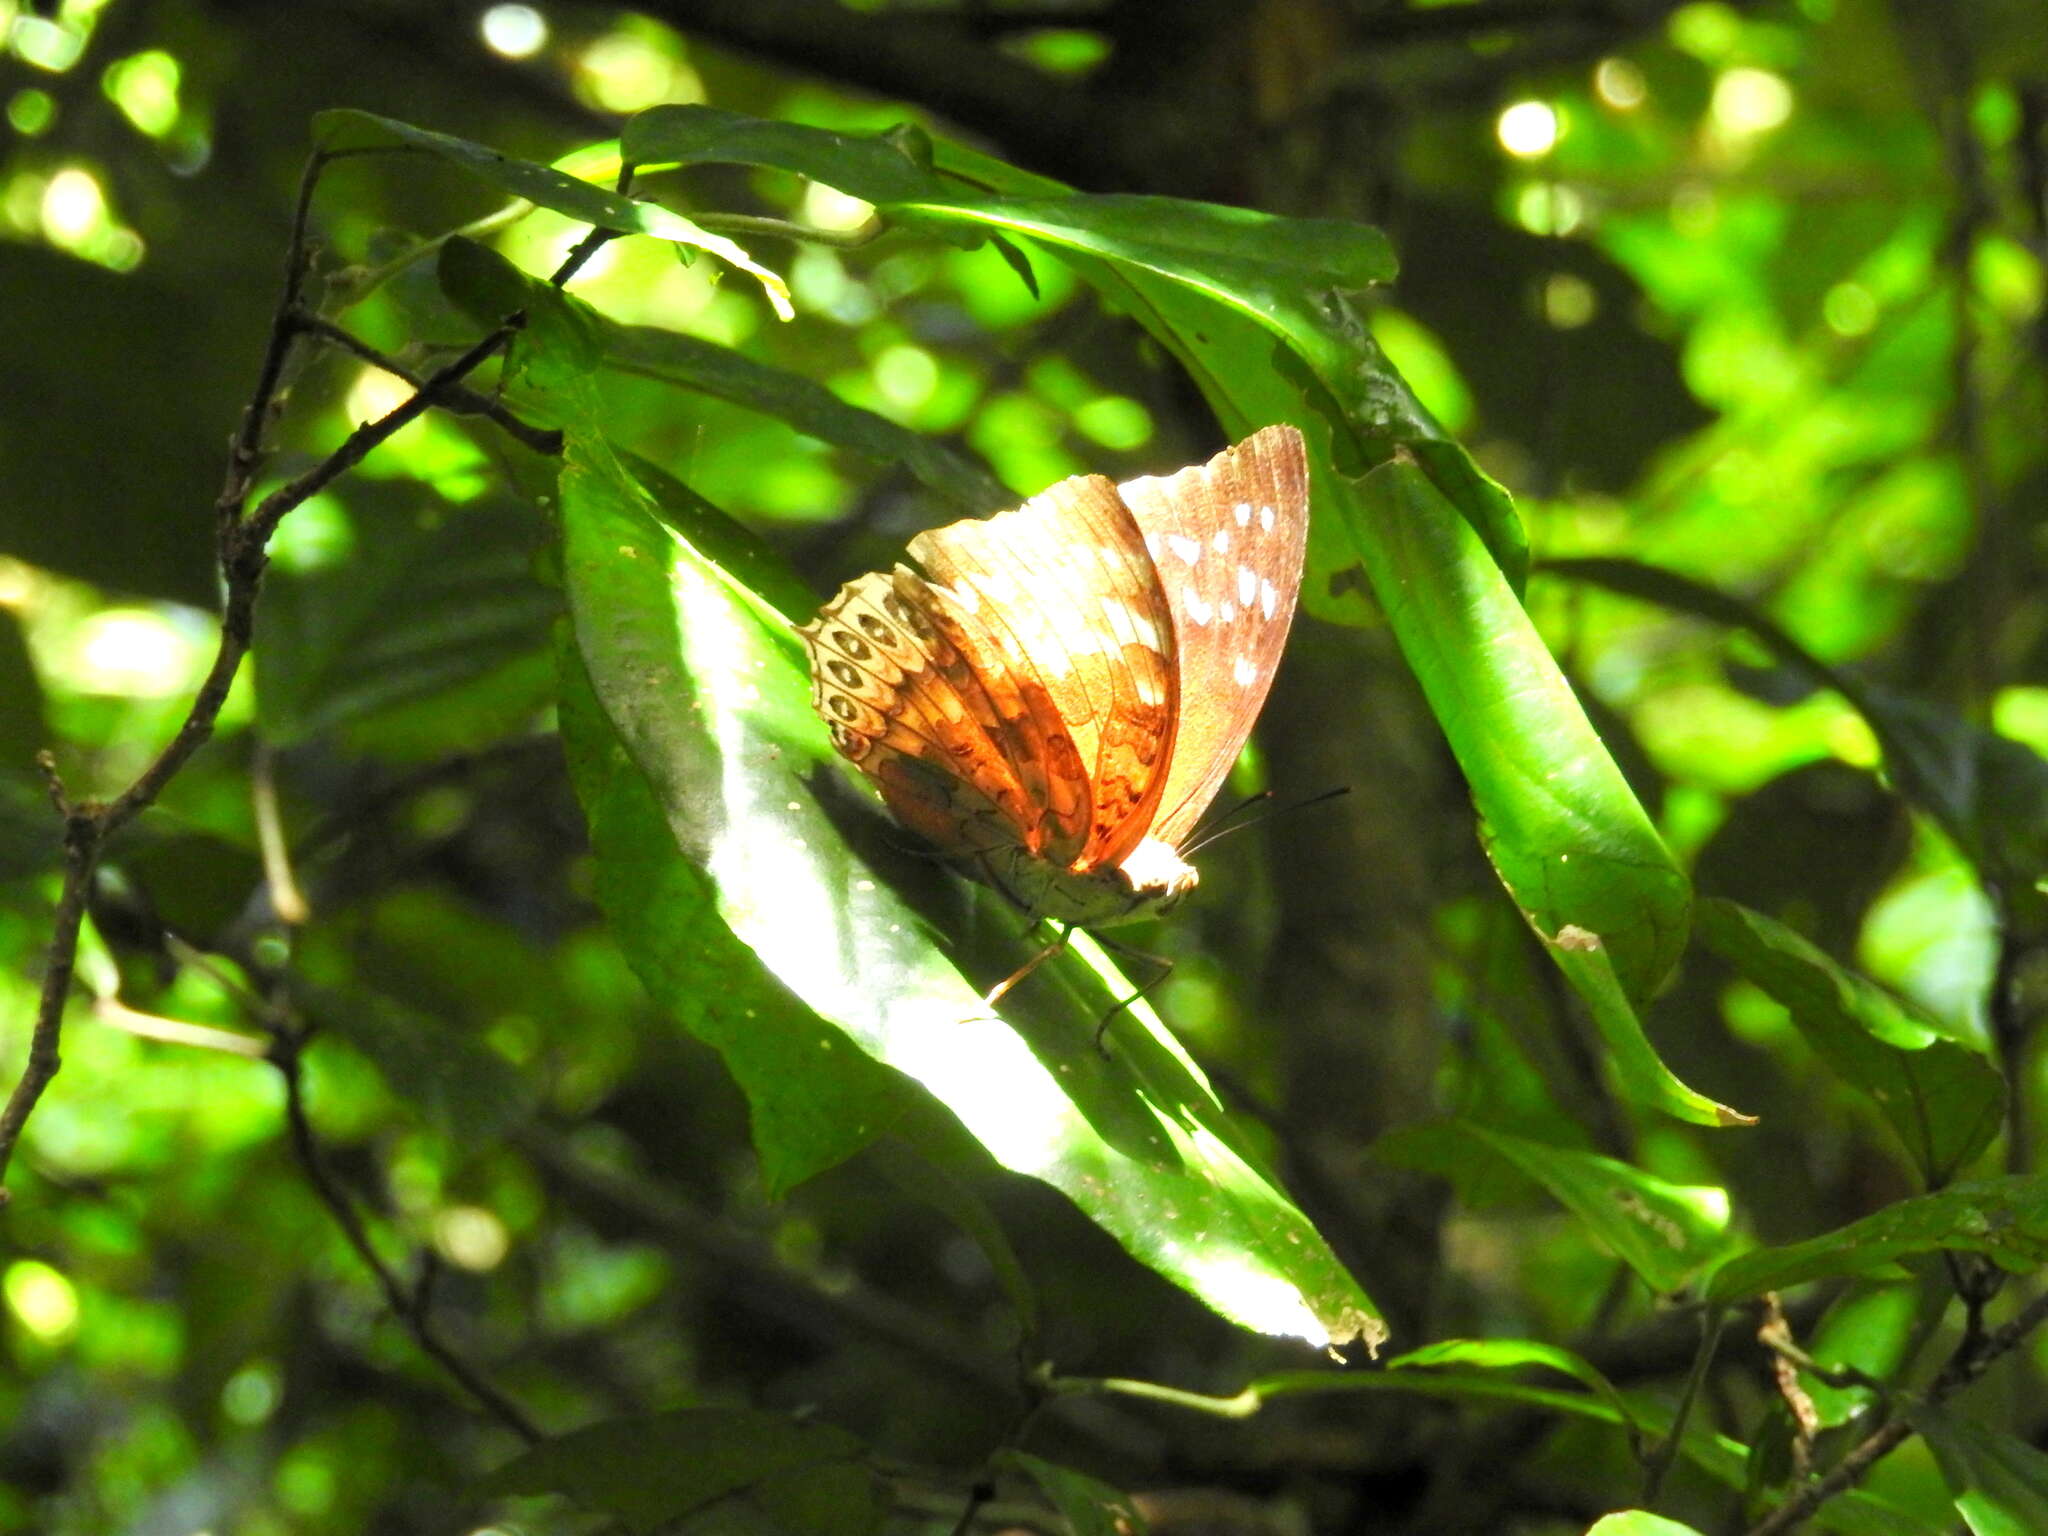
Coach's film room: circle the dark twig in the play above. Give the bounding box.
[1744,1284,2048,1535]
[273,1031,542,1444]
[294,312,565,456]
[1,143,617,1198]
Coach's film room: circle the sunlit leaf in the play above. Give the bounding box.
[1706,1175,2048,1302]
[1387,1337,1642,1444]
[1697,898,2002,1184]
[1353,461,1691,1003]
[1584,1514,1707,1536]
[554,425,1380,1347]
[604,324,1008,512]
[314,109,794,318]
[1546,920,1751,1126]
[623,104,944,206]
[889,174,1686,1005]
[481,1408,883,1536]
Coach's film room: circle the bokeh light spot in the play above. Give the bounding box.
[1711,67,1794,137]
[1594,57,1647,111]
[480,3,547,59]
[1822,281,1877,337]
[5,1259,80,1343]
[1497,100,1559,158]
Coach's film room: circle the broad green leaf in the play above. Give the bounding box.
[1549,557,2048,899]
[1352,460,1691,1004]
[1696,898,2002,1184]
[623,104,945,206]
[437,234,606,398]
[253,490,557,748]
[1380,1121,1731,1293]
[313,109,793,318]
[558,650,903,1195]
[554,427,1380,1349]
[604,324,1007,512]
[1910,1396,2048,1536]
[1387,1337,1641,1445]
[1706,1175,2048,1302]
[890,177,1687,1005]
[1547,921,1752,1127]
[999,1451,1148,1536]
[482,1408,881,1536]
[1585,1515,1706,1536]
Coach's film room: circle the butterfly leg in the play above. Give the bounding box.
[1088,936,1175,1056]
[980,922,1074,1012]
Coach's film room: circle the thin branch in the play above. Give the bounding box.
[295,312,564,456]
[274,1032,542,1444]
[1744,1284,2048,1535]
[1,142,615,1198]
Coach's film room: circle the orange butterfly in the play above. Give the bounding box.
[800,424,1308,931]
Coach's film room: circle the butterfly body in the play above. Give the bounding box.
[800,424,1308,929]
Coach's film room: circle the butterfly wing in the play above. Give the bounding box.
[908,472,1179,874]
[801,573,1045,858]
[1116,424,1309,849]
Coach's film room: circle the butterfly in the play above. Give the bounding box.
[799,423,1309,934]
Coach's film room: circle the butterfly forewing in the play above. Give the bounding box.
[908,474,1178,873]
[1115,424,1309,849]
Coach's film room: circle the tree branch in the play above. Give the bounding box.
[1744,1284,2048,1535]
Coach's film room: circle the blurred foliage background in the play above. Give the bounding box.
[3,0,2048,1533]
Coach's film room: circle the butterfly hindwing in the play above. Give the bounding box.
[908,473,1178,874]
[1116,424,1309,849]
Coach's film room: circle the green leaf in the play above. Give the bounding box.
[1696,898,2002,1184]
[1584,1515,1707,1536]
[554,427,1381,1349]
[1354,460,1691,1004]
[622,104,947,206]
[253,490,557,748]
[558,648,904,1195]
[999,1451,1148,1536]
[1706,1175,2048,1302]
[1380,1122,1731,1293]
[1547,921,1752,1127]
[889,178,1687,1005]
[868,1135,1038,1336]
[437,234,605,397]
[1387,1337,1642,1445]
[314,109,793,318]
[482,1408,881,1536]
[1548,557,2048,897]
[603,325,1008,512]
[1910,1396,2048,1536]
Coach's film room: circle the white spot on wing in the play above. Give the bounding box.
[1168,534,1201,565]
[1212,528,1231,554]
[1260,577,1278,619]
[1259,504,1275,531]
[1232,654,1257,686]
[1130,611,1163,649]
[1144,532,1162,561]
[1219,601,1236,622]
[1237,565,1256,605]
[1233,501,1252,526]
[1182,585,1214,626]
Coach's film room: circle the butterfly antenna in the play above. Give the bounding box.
[1182,785,1351,857]
[1186,788,1275,846]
